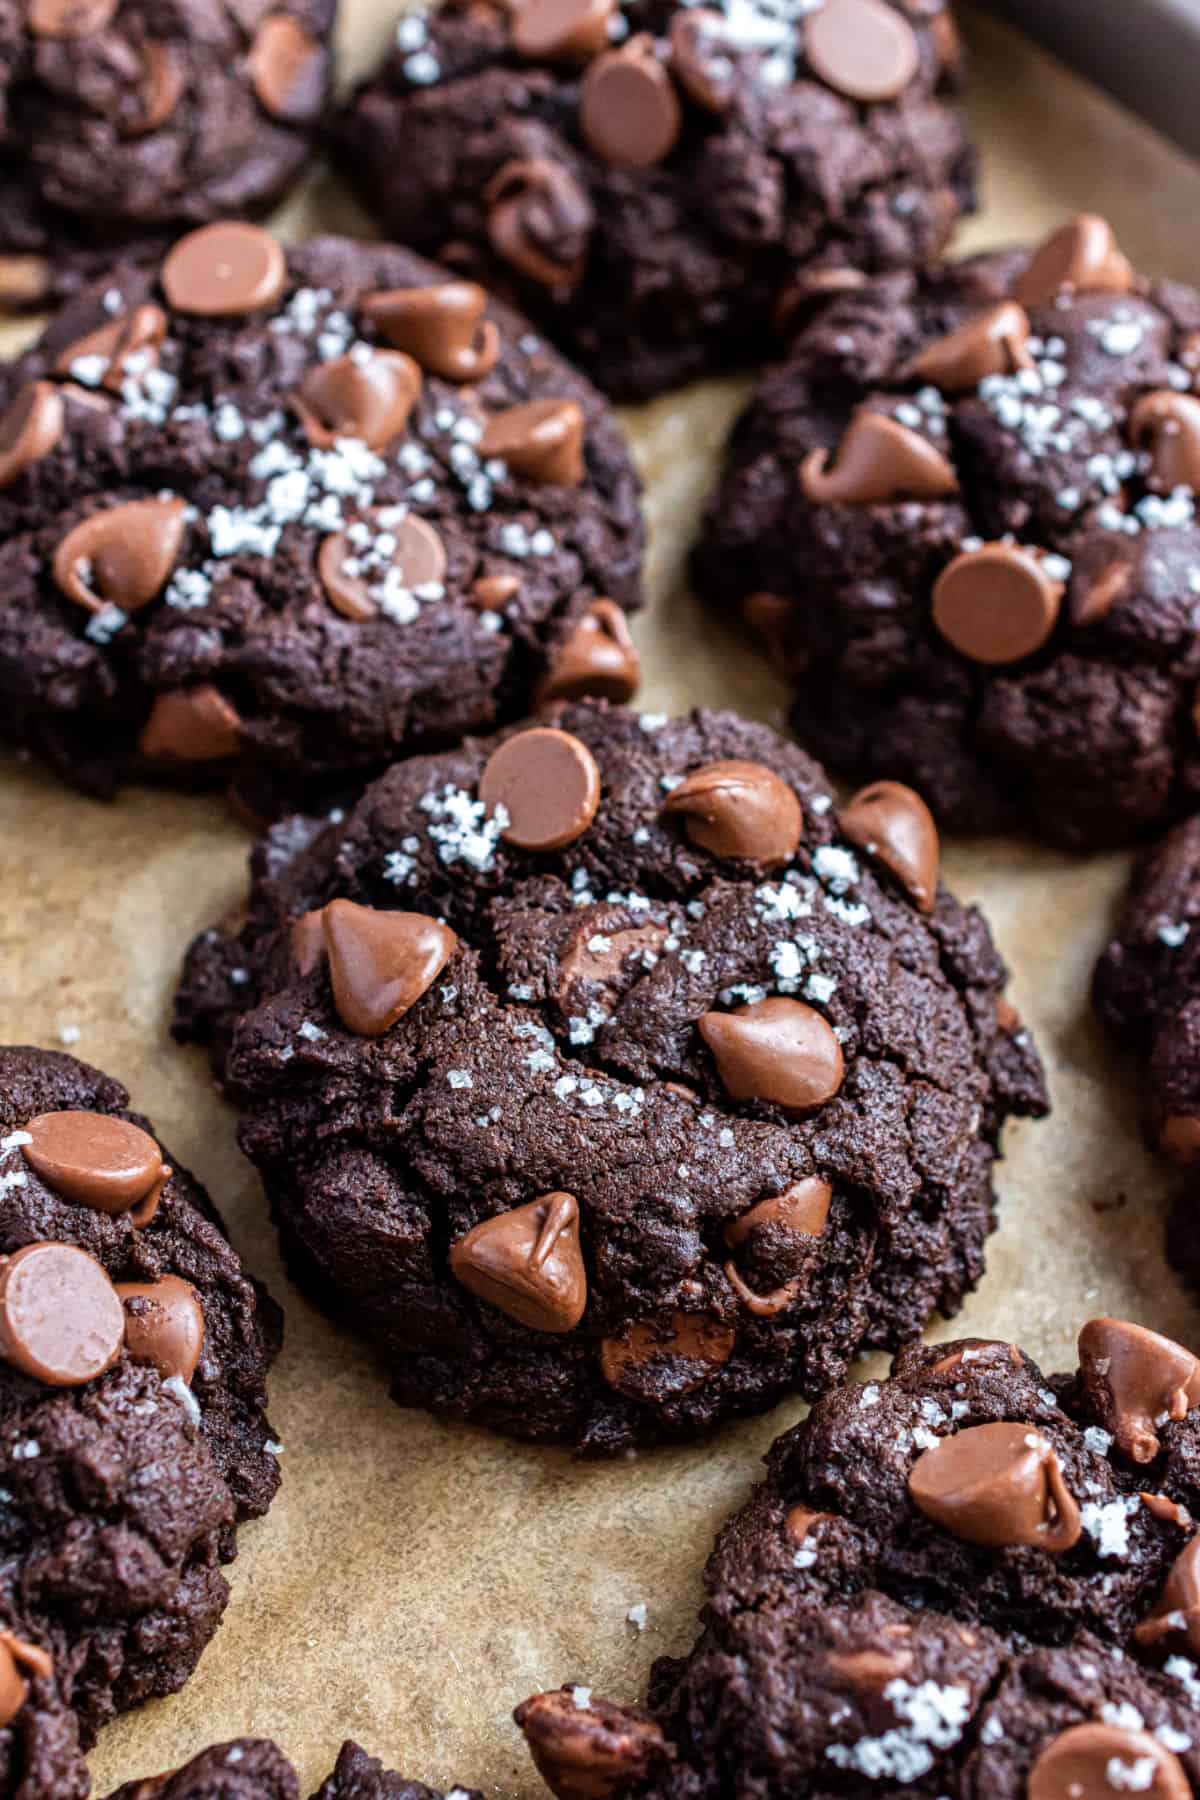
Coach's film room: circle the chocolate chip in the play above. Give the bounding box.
[22,1110,164,1215]
[724,1176,833,1250]
[292,349,420,451]
[557,912,669,1012]
[485,158,592,290]
[123,40,185,136]
[470,572,521,609]
[701,997,844,1114]
[803,0,921,101]
[1135,1535,1200,1658]
[669,9,738,113]
[1140,1492,1193,1530]
[29,0,116,35]
[53,496,187,616]
[908,1420,1082,1552]
[838,780,939,912]
[1028,1725,1189,1800]
[1014,213,1134,307]
[0,1635,51,1732]
[514,1689,668,1800]
[0,382,64,490]
[925,1338,1021,1379]
[901,301,1034,390]
[160,222,287,316]
[479,397,586,485]
[360,281,500,382]
[931,542,1063,665]
[321,899,458,1037]
[800,410,959,504]
[722,1266,800,1317]
[784,1504,835,1544]
[599,1311,735,1398]
[1160,1113,1200,1163]
[1076,1316,1200,1465]
[663,759,802,867]
[579,37,682,168]
[479,726,602,850]
[318,512,447,622]
[0,1242,126,1387]
[1070,558,1133,626]
[827,1647,915,1690]
[290,907,327,976]
[1129,389,1200,492]
[511,0,615,63]
[537,600,640,706]
[54,303,169,394]
[450,1191,587,1332]
[139,685,242,763]
[117,1275,205,1384]
[249,13,326,122]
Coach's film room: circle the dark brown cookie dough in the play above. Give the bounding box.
[694,213,1200,850]
[0,223,644,809]
[0,1045,281,1800]
[332,0,975,402]
[517,1320,1200,1798]
[0,1,334,313]
[105,1737,482,1800]
[174,700,1045,1455]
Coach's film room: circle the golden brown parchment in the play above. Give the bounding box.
[2,6,1200,1792]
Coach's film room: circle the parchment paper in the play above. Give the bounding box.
[3,8,1200,1792]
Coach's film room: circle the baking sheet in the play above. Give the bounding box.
[3,6,1200,1793]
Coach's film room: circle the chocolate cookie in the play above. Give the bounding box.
[0,1045,282,1800]
[105,1737,482,1800]
[332,0,975,402]
[517,1319,1200,1798]
[0,224,643,810]
[694,213,1200,850]
[173,700,1045,1455]
[0,1,334,313]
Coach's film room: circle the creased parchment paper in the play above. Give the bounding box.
[2,7,1200,1792]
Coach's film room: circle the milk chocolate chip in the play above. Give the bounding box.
[249,13,326,122]
[22,1110,164,1215]
[1135,1534,1200,1657]
[724,1176,833,1249]
[599,1311,735,1398]
[140,685,242,763]
[700,998,844,1114]
[536,600,640,706]
[29,0,116,35]
[838,780,939,912]
[0,1243,126,1387]
[0,1634,51,1731]
[663,759,802,867]
[479,398,585,485]
[804,0,920,101]
[318,512,447,622]
[1028,1725,1189,1800]
[53,496,186,616]
[160,222,287,316]
[1071,558,1133,626]
[122,40,184,136]
[292,350,420,451]
[117,1275,205,1384]
[321,899,458,1037]
[485,159,592,290]
[1077,1317,1200,1464]
[55,303,169,393]
[511,0,615,63]
[0,382,64,489]
[479,727,602,850]
[785,1505,835,1544]
[908,1420,1082,1551]
[515,1689,668,1800]
[1129,390,1200,492]
[1015,214,1134,307]
[670,9,738,113]
[360,282,500,382]
[800,411,959,504]
[450,1191,586,1332]
[901,301,1034,390]
[579,37,682,168]
[932,543,1063,664]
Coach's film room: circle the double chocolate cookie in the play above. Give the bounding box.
[105,1737,481,1800]
[695,213,1200,849]
[518,1319,1200,1798]
[0,1,334,311]
[0,223,643,809]
[174,701,1045,1455]
[334,0,975,401]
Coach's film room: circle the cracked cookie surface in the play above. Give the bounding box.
[105,1736,482,1800]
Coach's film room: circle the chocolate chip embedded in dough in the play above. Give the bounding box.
[0,1634,51,1731]
[804,0,920,102]
[249,13,327,122]
[450,1192,587,1332]
[479,397,586,486]
[485,159,592,290]
[360,282,500,381]
[1129,389,1200,492]
[700,998,844,1114]
[514,1688,669,1800]
[22,1110,164,1214]
[54,303,169,394]
[907,1419,1082,1551]
[479,727,602,851]
[53,497,187,616]
[670,9,738,113]
[292,349,420,451]
[0,382,64,489]
[536,600,640,706]
[117,1275,205,1383]
[800,411,958,504]
[29,0,116,36]
[1028,1724,1189,1800]
[579,37,682,170]
[931,542,1064,665]
[901,301,1034,390]
[1076,1316,1200,1464]
[511,0,615,64]
[1014,214,1134,307]
[318,513,447,622]
[139,686,242,763]
[160,222,287,317]
[599,1311,735,1399]
[662,760,802,867]
[0,1242,126,1387]
[321,899,458,1037]
[123,41,185,136]
[1135,1534,1200,1658]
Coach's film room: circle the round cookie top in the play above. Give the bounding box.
[0,1,335,311]
[175,701,1045,1455]
[104,1737,484,1800]
[0,1046,281,1800]
[333,0,974,401]
[696,213,1200,850]
[0,223,643,807]
[517,1319,1200,1798]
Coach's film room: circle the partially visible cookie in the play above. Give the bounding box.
[0,2,334,312]
[0,224,643,808]
[105,1737,483,1800]
[333,0,975,401]
[517,1320,1200,1798]
[174,700,1045,1455]
[694,213,1200,849]
[0,1046,281,1800]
